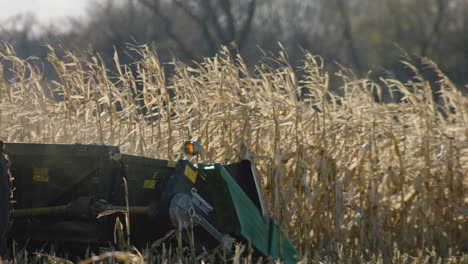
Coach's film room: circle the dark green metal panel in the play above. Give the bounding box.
[200,163,298,264]
[224,160,266,218]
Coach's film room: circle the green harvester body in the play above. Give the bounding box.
[0,142,298,263]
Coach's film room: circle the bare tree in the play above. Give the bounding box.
[335,0,362,73]
[422,0,447,60]
[137,0,257,59]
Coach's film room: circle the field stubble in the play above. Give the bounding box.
[0,42,467,263]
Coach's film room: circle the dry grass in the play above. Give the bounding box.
[0,41,467,263]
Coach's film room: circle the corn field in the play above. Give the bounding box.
[0,41,467,263]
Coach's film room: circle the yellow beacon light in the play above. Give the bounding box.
[183,141,200,156]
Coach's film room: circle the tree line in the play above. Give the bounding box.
[1,0,467,94]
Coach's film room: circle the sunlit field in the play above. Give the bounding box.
[0,42,467,263]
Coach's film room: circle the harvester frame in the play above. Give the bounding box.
[0,141,298,263]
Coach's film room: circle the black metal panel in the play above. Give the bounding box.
[5,143,120,244]
[0,142,10,251]
[5,143,119,158]
[5,143,120,208]
[115,154,174,206]
[113,154,177,246]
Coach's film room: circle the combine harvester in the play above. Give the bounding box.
[0,141,298,263]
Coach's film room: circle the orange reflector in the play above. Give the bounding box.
[183,141,200,156]
[185,143,195,154]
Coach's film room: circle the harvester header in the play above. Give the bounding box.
[0,142,298,263]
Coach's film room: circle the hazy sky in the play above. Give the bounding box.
[0,0,91,24]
